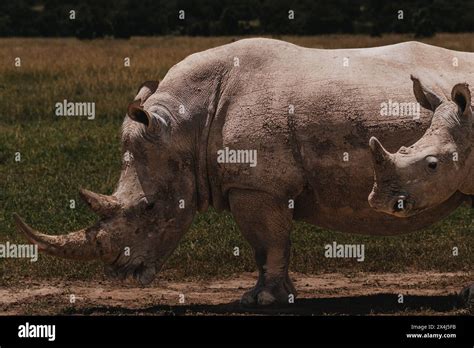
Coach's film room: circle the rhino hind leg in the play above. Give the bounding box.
[229,189,296,306]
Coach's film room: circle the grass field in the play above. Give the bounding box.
[1,34,473,285]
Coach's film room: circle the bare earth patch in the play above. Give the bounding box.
[0,272,471,316]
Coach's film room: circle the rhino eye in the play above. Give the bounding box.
[426,156,438,171]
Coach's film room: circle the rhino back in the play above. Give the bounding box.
[160,39,474,235]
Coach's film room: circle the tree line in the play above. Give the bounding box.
[1,0,472,38]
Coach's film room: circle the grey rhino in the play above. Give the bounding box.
[14,38,474,306]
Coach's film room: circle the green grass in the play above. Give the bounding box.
[1,35,473,284]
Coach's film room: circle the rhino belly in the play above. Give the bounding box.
[299,185,467,236]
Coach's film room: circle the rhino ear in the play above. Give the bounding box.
[128,99,152,127]
[127,100,169,136]
[135,80,159,103]
[410,75,444,112]
[451,83,472,119]
[369,136,393,166]
[127,80,161,128]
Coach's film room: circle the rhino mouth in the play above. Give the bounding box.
[389,195,413,217]
[387,196,437,218]
[369,191,420,218]
[105,254,160,286]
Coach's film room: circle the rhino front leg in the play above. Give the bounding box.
[229,189,296,306]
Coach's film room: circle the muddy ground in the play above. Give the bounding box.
[0,272,472,315]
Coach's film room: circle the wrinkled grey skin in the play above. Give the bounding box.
[14,39,474,306]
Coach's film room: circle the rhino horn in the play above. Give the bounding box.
[79,188,121,217]
[369,136,393,166]
[13,213,110,260]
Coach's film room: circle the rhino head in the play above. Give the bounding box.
[14,81,199,285]
[368,75,472,217]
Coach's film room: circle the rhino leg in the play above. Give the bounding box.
[229,189,296,306]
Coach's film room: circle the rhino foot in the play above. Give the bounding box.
[459,283,474,311]
[240,286,286,306]
[240,276,297,306]
[240,287,261,306]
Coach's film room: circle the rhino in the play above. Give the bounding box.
[13,38,474,306]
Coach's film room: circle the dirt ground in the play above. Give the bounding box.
[0,272,472,316]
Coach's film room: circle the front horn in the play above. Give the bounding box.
[13,213,110,260]
[79,188,121,217]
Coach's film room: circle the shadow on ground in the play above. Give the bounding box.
[65,293,467,316]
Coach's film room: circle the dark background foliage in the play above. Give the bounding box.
[1,0,473,38]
